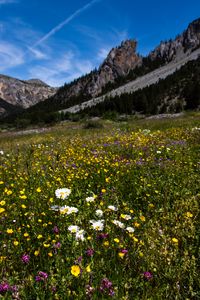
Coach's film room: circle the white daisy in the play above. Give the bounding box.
[95,209,103,217]
[112,220,125,229]
[126,226,135,233]
[68,225,80,233]
[108,205,118,211]
[90,219,104,231]
[55,188,71,200]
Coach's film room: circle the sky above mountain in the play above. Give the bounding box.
[0,0,200,87]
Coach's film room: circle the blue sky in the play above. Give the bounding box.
[0,0,200,86]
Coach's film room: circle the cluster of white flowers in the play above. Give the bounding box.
[95,209,104,217]
[75,229,85,241]
[68,225,85,241]
[108,205,118,211]
[68,225,79,233]
[50,205,60,211]
[0,150,4,155]
[90,219,104,231]
[112,220,125,229]
[60,205,78,215]
[86,196,96,203]
[126,226,135,233]
[55,188,71,200]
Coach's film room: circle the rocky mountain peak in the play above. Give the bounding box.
[149,18,200,63]
[0,74,57,116]
[100,39,141,77]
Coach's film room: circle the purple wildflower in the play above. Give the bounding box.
[86,248,94,257]
[0,283,10,294]
[21,254,30,264]
[120,249,128,254]
[97,233,109,240]
[53,242,61,249]
[38,271,48,280]
[53,226,59,234]
[36,271,48,282]
[143,271,153,280]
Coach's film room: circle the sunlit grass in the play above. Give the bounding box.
[0,114,199,299]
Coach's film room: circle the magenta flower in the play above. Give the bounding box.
[0,283,10,294]
[143,271,153,280]
[86,248,94,257]
[21,254,30,264]
[36,271,48,282]
[53,226,59,234]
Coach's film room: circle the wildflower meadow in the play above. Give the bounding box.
[0,114,199,299]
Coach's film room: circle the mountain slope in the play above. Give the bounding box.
[78,55,200,116]
[28,17,200,116]
[0,75,57,117]
[61,47,200,114]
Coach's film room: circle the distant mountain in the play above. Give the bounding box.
[0,74,57,117]
[1,17,200,123]
[26,17,200,118]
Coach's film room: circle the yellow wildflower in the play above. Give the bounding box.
[86,265,91,272]
[114,238,120,243]
[139,216,146,222]
[0,208,5,214]
[7,229,13,234]
[185,212,193,218]
[172,238,179,244]
[71,265,81,277]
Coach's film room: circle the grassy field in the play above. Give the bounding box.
[0,113,199,299]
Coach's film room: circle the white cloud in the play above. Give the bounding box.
[28,47,49,60]
[28,52,94,87]
[0,0,18,5]
[0,41,24,71]
[98,47,110,60]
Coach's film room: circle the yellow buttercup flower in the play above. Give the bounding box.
[86,265,91,273]
[103,241,109,247]
[0,208,5,214]
[7,229,13,234]
[71,265,81,277]
[34,250,40,256]
[118,252,125,259]
[172,238,179,244]
[185,212,193,218]
[139,216,146,222]
[0,201,5,206]
[13,240,19,246]
[114,238,120,243]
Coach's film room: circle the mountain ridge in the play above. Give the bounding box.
[1,17,200,120]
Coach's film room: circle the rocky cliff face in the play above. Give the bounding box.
[149,18,200,62]
[0,75,57,117]
[58,39,142,100]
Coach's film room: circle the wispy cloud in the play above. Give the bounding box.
[0,0,18,5]
[33,0,101,48]
[27,47,49,60]
[98,47,110,60]
[28,52,94,87]
[0,41,24,71]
